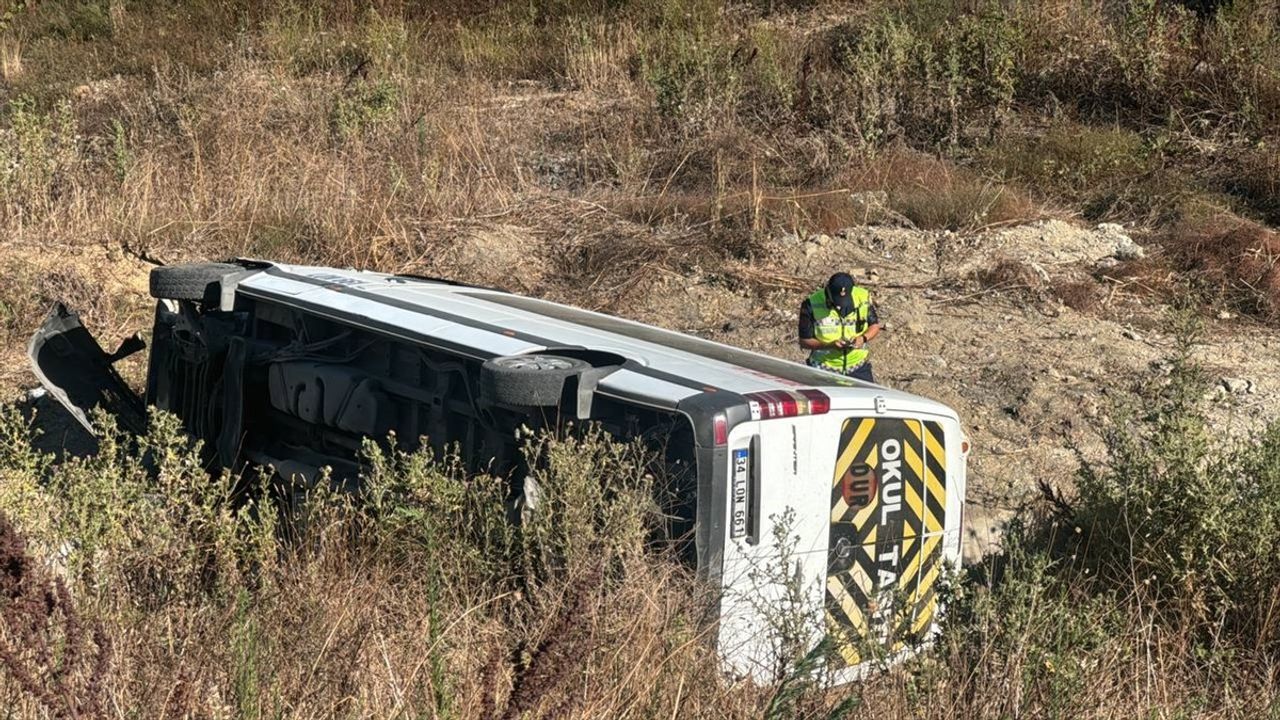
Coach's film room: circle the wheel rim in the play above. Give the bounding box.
[497,355,575,371]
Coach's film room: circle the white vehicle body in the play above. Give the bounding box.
[31,260,967,681]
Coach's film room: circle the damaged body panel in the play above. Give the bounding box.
[29,303,146,435]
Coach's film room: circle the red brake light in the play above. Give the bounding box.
[713,413,729,446]
[798,389,830,414]
[744,389,830,420]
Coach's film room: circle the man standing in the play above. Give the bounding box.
[798,272,882,383]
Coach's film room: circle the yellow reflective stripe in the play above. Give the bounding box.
[828,576,869,634]
[911,598,937,634]
[833,419,875,487]
[917,556,941,597]
[926,473,946,527]
[827,575,868,667]
[903,479,923,539]
[924,428,946,471]
[902,439,925,492]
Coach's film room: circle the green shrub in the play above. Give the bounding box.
[518,425,659,577]
[932,532,1128,717]
[0,95,79,218]
[637,3,742,132]
[916,329,1280,715]
[263,6,413,78]
[30,1,115,41]
[360,435,515,583]
[949,5,1017,138]
[330,80,400,139]
[1060,321,1280,653]
[982,123,1151,213]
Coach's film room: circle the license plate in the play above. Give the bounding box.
[730,448,750,539]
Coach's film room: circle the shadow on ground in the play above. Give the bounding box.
[13,393,99,460]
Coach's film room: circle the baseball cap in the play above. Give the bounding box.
[825,272,855,316]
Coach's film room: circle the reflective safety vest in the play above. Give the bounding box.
[808,286,871,372]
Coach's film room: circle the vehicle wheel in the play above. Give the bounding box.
[149,262,242,302]
[480,354,591,408]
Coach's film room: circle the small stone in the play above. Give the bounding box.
[803,244,818,257]
[1114,241,1145,261]
[849,190,888,208]
[1113,237,1145,261]
[1121,328,1140,341]
[1220,377,1254,395]
[27,387,46,402]
[1081,398,1099,417]
[1096,257,1120,270]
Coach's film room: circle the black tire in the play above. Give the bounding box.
[149,262,242,302]
[480,354,591,408]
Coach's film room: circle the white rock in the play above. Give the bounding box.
[1220,377,1254,395]
[1099,223,1146,260]
[1114,237,1146,261]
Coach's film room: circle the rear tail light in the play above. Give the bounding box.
[744,389,830,421]
[713,413,729,446]
[798,388,830,414]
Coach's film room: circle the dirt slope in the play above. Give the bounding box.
[615,219,1280,560]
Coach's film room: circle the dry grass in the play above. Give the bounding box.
[0,405,1276,719]
[0,37,19,80]
[2,1,1280,715]
[1162,214,1280,319]
[1052,278,1103,312]
[845,150,1040,232]
[973,256,1047,297]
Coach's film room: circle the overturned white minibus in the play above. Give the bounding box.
[29,260,966,682]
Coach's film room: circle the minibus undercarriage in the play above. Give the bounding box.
[32,278,702,559]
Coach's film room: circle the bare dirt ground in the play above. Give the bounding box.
[617,219,1280,560]
[4,218,1278,561]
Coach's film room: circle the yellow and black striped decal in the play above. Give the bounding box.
[825,418,948,667]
